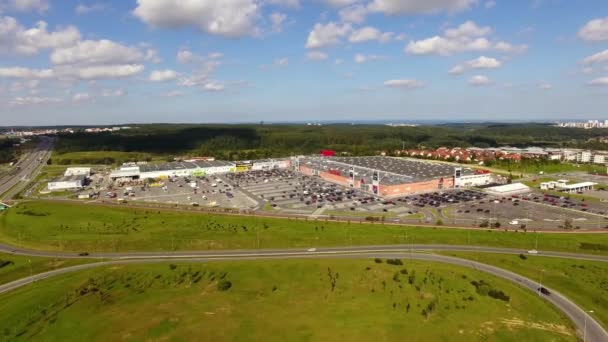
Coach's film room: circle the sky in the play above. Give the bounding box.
[0,0,607,125]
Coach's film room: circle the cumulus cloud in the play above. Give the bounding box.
[0,67,54,78]
[270,12,287,32]
[72,92,91,103]
[0,16,81,55]
[6,0,49,13]
[468,74,492,86]
[449,56,501,74]
[339,4,367,24]
[265,0,300,8]
[539,82,552,90]
[149,69,178,82]
[274,57,289,66]
[306,51,328,60]
[348,26,393,43]
[383,79,424,88]
[63,64,145,80]
[75,3,106,15]
[306,22,351,49]
[133,0,260,38]
[588,77,608,86]
[578,17,608,42]
[50,40,144,66]
[320,0,361,8]
[354,53,385,63]
[368,0,476,15]
[10,96,61,106]
[582,49,608,65]
[406,21,527,56]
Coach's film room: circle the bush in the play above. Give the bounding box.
[479,220,490,228]
[488,289,510,302]
[169,264,177,270]
[374,258,383,263]
[519,254,527,260]
[217,280,232,291]
[386,259,403,266]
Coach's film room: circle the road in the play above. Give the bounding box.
[0,137,53,201]
[0,249,605,341]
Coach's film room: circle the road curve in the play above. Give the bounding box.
[1,242,607,262]
[0,251,604,342]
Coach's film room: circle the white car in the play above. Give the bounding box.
[528,249,538,254]
[307,248,317,252]
[509,220,519,225]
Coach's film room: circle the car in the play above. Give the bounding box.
[537,287,551,295]
[528,249,538,254]
[307,248,317,252]
[78,252,89,256]
[509,220,519,225]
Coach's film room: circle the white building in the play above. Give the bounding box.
[485,183,531,196]
[138,160,235,179]
[593,154,607,165]
[48,175,86,191]
[455,173,492,187]
[64,167,91,177]
[578,151,592,163]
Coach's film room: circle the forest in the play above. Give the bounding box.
[52,123,608,162]
[0,139,17,164]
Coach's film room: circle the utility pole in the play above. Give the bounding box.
[584,310,594,342]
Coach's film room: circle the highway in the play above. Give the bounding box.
[0,137,53,201]
[0,249,605,341]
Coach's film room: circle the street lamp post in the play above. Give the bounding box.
[584,310,594,342]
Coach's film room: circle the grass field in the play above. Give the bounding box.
[2,201,608,254]
[442,252,608,329]
[0,259,577,341]
[0,253,93,285]
[51,151,162,166]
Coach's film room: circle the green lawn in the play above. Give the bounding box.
[0,253,94,285]
[51,151,162,166]
[442,252,608,330]
[0,259,577,341]
[2,201,608,254]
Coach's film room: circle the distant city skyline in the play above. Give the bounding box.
[0,0,607,125]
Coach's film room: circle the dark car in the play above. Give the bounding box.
[537,287,551,295]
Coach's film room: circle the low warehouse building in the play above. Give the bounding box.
[485,183,531,196]
[296,156,487,197]
[48,175,86,191]
[139,160,235,179]
[64,167,91,177]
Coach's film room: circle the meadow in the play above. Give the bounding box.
[443,252,608,329]
[0,252,93,285]
[0,259,577,341]
[2,201,608,254]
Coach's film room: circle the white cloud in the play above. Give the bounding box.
[383,79,424,88]
[349,26,392,43]
[202,81,225,91]
[354,53,385,63]
[10,96,61,106]
[588,77,608,86]
[578,17,608,42]
[484,0,496,9]
[0,16,81,55]
[72,92,91,103]
[0,67,54,79]
[270,12,287,32]
[7,0,49,13]
[320,0,361,8]
[50,40,144,66]
[582,49,608,65]
[64,64,145,80]
[75,3,105,15]
[177,49,222,65]
[368,0,476,15]
[306,51,328,60]
[406,21,526,56]
[133,0,260,38]
[149,69,178,82]
[451,56,498,71]
[101,89,126,97]
[305,22,351,49]
[161,90,183,97]
[468,74,492,86]
[265,0,300,8]
[338,4,367,24]
[274,57,289,66]
[539,83,552,90]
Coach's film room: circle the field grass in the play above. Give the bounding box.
[2,201,608,254]
[442,252,608,330]
[0,253,94,285]
[324,210,396,219]
[51,151,162,166]
[0,259,577,341]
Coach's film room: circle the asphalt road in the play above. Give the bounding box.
[0,137,53,200]
[0,250,604,341]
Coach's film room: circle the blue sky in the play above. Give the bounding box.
[0,0,607,125]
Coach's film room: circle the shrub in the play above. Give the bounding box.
[217,280,232,291]
[374,258,383,263]
[519,254,527,260]
[169,264,177,270]
[386,259,403,266]
[488,289,510,302]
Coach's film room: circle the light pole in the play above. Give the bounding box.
[584,310,594,342]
